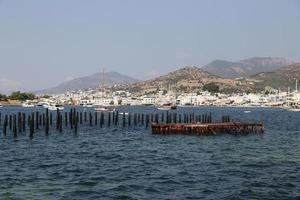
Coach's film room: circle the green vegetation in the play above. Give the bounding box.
[9,91,35,101]
[0,93,7,100]
[41,94,51,99]
[202,82,220,93]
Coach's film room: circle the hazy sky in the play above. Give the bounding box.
[0,0,300,92]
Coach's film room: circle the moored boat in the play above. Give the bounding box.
[94,106,115,112]
[157,103,177,111]
[22,101,35,108]
[43,103,64,111]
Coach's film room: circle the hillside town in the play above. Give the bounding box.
[1,82,297,112]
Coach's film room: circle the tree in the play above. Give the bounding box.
[41,95,51,99]
[0,93,7,100]
[202,82,220,93]
[118,99,122,105]
[9,91,35,101]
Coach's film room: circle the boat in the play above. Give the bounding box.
[285,106,300,112]
[244,110,251,113]
[94,106,115,112]
[287,108,300,112]
[22,101,35,108]
[83,103,94,108]
[43,103,64,111]
[49,104,64,111]
[157,103,177,111]
[0,103,3,108]
[119,112,129,115]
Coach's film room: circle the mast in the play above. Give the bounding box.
[101,68,105,99]
[287,87,290,107]
[296,79,298,93]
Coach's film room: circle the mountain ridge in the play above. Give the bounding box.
[36,72,140,94]
[202,57,294,78]
[247,63,300,91]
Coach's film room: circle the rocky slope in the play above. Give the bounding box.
[124,66,247,94]
[247,63,300,91]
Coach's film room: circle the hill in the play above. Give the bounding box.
[202,57,294,78]
[37,72,139,94]
[247,63,300,91]
[124,66,247,94]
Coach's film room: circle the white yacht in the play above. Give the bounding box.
[43,103,64,111]
[157,103,177,111]
[94,106,115,112]
[0,103,3,108]
[22,101,35,108]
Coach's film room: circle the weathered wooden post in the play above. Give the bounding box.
[13,114,17,137]
[69,108,73,127]
[45,108,49,135]
[9,115,12,130]
[56,109,60,131]
[100,112,103,128]
[95,112,98,125]
[128,113,131,126]
[65,112,68,127]
[138,114,141,124]
[3,115,7,136]
[72,108,76,127]
[155,113,159,124]
[59,113,62,133]
[112,111,115,124]
[74,112,78,134]
[80,112,82,124]
[114,111,118,126]
[89,112,93,126]
[22,113,26,132]
[107,112,111,127]
[146,114,149,128]
[134,113,137,126]
[18,112,22,133]
[50,113,53,126]
[122,112,126,128]
[36,112,39,130]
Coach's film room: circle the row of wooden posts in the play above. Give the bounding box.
[0,108,231,138]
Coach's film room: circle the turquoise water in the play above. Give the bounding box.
[0,107,299,199]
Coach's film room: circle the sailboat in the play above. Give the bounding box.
[157,83,177,110]
[285,80,300,112]
[94,68,116,112]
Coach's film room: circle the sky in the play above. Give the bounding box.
[0,0,300,93]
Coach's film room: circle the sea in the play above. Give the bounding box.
[0,106,299,200]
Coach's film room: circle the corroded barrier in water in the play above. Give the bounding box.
[151,122,264,135]
[0,108,263,139]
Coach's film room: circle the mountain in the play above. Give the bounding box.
[247,63,300,91]
[0,78,23,94]
[124,66,247,94]
[202,57,294,78]
[37,72,139,94]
